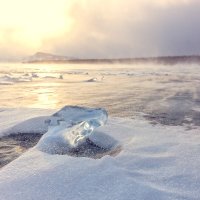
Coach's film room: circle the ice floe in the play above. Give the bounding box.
[0,74,32,84]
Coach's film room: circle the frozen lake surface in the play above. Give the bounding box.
[0,62,200,127]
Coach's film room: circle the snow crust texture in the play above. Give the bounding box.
[0,107,200,200]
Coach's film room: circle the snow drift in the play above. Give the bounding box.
[0,106,200,200]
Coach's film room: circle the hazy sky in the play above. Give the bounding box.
[0,0,200,60]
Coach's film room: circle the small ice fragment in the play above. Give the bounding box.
[59,74,63,79]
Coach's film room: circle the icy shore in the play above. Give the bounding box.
[0,107,200,200]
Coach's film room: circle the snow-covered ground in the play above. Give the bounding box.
[0,62,200,199]
[0,106,200,200]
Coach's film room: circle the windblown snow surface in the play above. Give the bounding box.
[0,106,200,200]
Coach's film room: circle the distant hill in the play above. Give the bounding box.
[23,52,200,65]
[23,52,76,63]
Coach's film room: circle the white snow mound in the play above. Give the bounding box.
[0,107,200,200]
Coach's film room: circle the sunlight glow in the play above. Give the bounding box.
[0,0,72,49]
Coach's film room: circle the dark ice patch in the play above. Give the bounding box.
[51,138,121,159]
[0,133,42,168]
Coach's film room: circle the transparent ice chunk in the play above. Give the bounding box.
[65,118,107,148]
[36,106,108,154]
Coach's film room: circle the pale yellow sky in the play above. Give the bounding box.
[0,0,71,54]
[0,0,198,60]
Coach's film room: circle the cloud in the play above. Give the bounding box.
[0,0,200,59]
